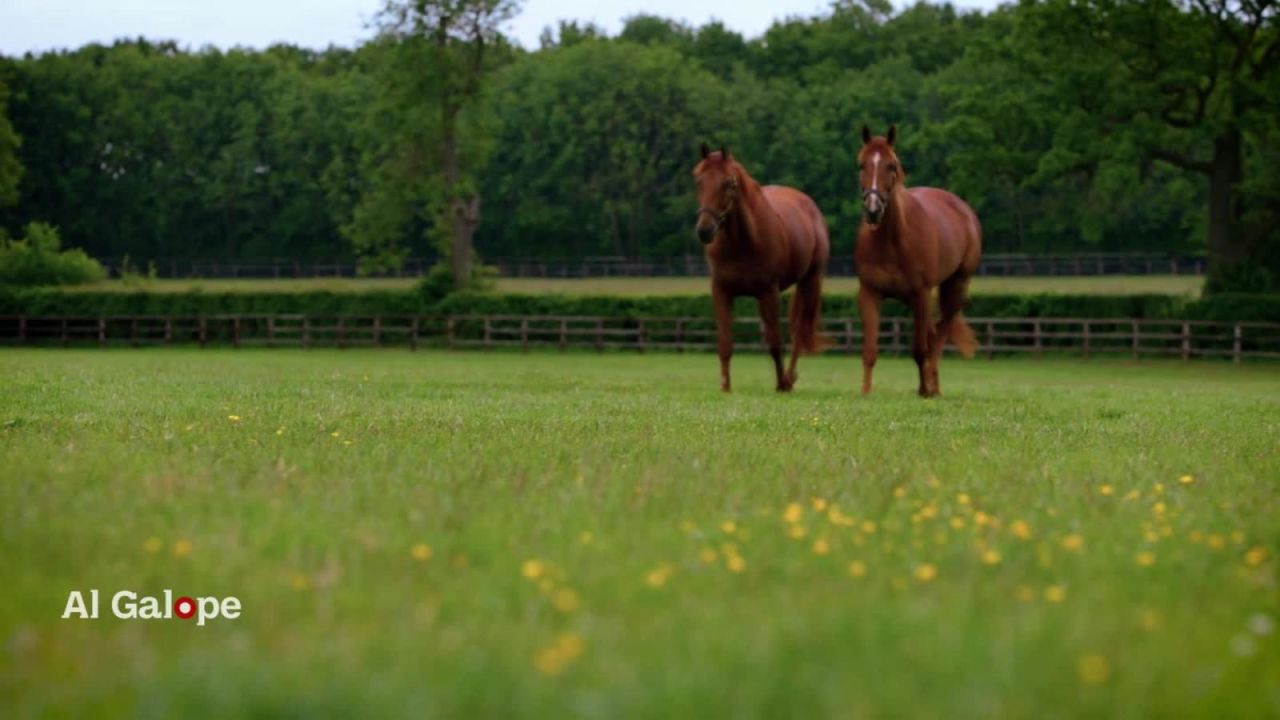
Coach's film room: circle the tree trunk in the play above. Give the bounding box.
[441,101,475,290]
[1207,127,1246,271]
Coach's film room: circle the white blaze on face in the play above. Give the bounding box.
[865,152,883,215]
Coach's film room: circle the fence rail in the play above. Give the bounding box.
[100,253,1207,280]
[2,314,1276,361]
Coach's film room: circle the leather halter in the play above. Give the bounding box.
[696,177,739,236]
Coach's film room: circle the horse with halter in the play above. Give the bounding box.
[693,143,830,392]
[855,125,982,397]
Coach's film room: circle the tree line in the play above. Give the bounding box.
[0,0,1276,289]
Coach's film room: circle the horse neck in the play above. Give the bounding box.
[721,176,765,250]
[871,187,911,245]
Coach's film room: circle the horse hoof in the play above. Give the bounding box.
[776,383,794,393]
[721,384,732,393]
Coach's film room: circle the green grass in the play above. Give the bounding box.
[61,274,1205,297]
[1,350,1276,718]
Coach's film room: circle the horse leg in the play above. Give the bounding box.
[931,273,973,396]
[758,287,792,392]
[858,285,882,395]
[786,269,823,387]
[910,290,937,398]
[713,284,734,392]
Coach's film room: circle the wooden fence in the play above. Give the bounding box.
[2,314,1277,362]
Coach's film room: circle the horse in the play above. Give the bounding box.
[693,143,830,392]
[854,125,982,397]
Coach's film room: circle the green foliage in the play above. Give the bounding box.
[0,3,1275,272]
[0,222,105,286]
[0,71,21,208]
[3,285,1276,324]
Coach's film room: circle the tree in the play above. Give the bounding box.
[0,71,20,209]
[1012,0,1280,286]
[371,0,521,287]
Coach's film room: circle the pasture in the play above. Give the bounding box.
[60,274,1207,297]
[1,349,1277,717]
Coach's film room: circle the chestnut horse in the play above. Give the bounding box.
[855,125,981,397]
[694,143,830,392]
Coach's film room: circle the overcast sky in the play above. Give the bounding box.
[1,0,1002,56]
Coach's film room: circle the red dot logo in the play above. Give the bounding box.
[174,596,196,619]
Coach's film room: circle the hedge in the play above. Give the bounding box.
[1,287,1278,323]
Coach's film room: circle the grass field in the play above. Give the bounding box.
[1,350,1277,718]
[61,274,1205,297]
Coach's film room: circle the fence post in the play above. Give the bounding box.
[1082,320,1090,359]
[164,318,172,345]
[98,317,106,347]
[675,318,684,353]
[373,316,382,347]
[520,318,529,353]
[559,319,567,352]
[637,320,646,354]
[1033,319,1042,355]
[986,321,994,360]
[302,317,311,349]
[129,318,137,348]
[596,318,604,353]
[410,317,419,352]
[18,315,26,344]
[233,317,241,348]
[844,319,854,353]
[1131,320,1139,359]
[447,317,455,350]
[267,316,276,347]
[337,317,346,349]
[199,316,207,348]
[1233,323,1242,365]
[891,318,902,355]
[1180,321,1190,361]
[61,318,69,347]
[483,317,491,350]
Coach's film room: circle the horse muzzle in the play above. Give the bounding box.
[862,189,887,226]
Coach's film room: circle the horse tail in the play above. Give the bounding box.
[946,313,978,359]
[790,271,827,355]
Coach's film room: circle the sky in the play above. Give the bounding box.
[0,0,1002,56]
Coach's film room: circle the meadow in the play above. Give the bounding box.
[61,274,1206,297]
[0,349,1277,718]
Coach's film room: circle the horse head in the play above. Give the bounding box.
[858,125,901,228]
[693,142,741,244]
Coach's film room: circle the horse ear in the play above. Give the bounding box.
[720,144,730,160]
[700,142,710,159]
[887,124,897,146]
[861,125,872,145]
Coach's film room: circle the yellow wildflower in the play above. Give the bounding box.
[1206,534,1225,550]
[533,633,586,676]
[275,427,285,436]
[812,539,830,556]
[1010,520,1032,540]
[811,498,828,512]
[645,564,674,588]
[172,539,192,558]
[227,415,241,422]
[1244,546,1267,567]
[726,554,746,573]
[893,486,907,498]
[1178,474,1194,485]
[579,531,594,545]
[721,520,737,535]
[699,547,718,565]
[1077,654,1111,685]
[860,520,878,534]
[1060,534,1084,552]
[950,517,966,530]
[552,588,580,613]
[787,524,807,540]
[1136,551,1156,567]
[411,543,432,561]
[957,493,971,505]
[981,549,1002,565]
[915,564,938,583]
[783,503,803,524]
[1044,585,1067,603]
[848,561,867,578]
[1098,484,1114,496]
[521,559,545,580]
